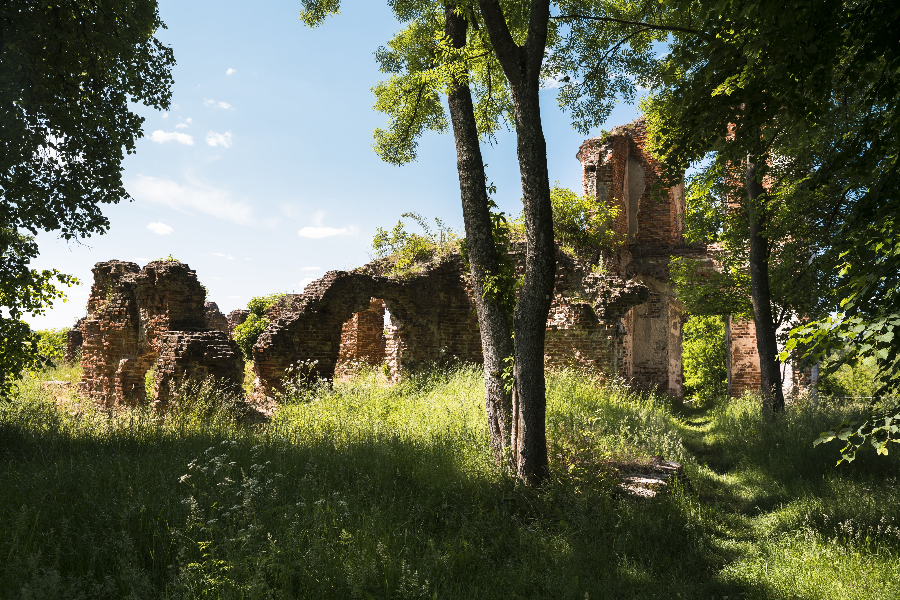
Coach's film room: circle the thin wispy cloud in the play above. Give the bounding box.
[226,68,237,75]
[147,222,174,235]
[203,99,234,110]
[299,277,316,288]
[208,252,234,260]
[127,174,254,225]
[149,130,194,145]
[298,226,356,239]
[298,210,358,238]
[206,131,233,148]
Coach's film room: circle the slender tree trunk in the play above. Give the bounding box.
[746,153,786,412]
[478,0,554,484]
[444,5,513,466]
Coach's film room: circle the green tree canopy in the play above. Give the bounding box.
[0,0,175,395]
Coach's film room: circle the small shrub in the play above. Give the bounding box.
[550,184,622,260]
[232,293,286,360]
[34,328,68,365]
[372,212,459,275]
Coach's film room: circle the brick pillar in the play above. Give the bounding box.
[726,316,761,397]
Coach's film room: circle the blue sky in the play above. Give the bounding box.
[27,0,641,330]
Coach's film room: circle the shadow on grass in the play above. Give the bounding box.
[0,396,771,600]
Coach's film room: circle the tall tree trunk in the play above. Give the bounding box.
[478,0,554,485]
[444,5,513,466]
[745,153,786,412]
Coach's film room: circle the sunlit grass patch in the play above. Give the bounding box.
[2,363,899,599]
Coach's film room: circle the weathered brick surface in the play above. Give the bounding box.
[227,309,249,337]
[79,260,240,408]
[253,257,482,396]
[252,250,652,398]
[205,302,229,333]
[64,318,85,363]
[335,298,386,378]
[726,317,761,398]
[577,119,699,396]
[153,330,244,409]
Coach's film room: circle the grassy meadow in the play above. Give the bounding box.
[1,363,898,599]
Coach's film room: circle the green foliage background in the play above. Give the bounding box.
[682,315,727,403]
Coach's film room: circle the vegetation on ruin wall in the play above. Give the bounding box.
[233,294,287,361]
[371,187,620,279]
[1,364,899,599]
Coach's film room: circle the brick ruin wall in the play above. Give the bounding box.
[335,298,386,379]
[577,118,696,396]
[70,119,772,404]
[251,258,484,396]
[248,247,652,399]
[79,260,243,409]
[725,316,762,398]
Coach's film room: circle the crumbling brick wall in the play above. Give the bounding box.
[576,118,705,397]
[726,317,762,398]
[79,260,242,408]
[227,309,249,337]
[252,257,482,396]
[64,317,85,363]
[153,330,244,409]
[335,298,386,378]
[253,250,651,398]
[205,302,229,333]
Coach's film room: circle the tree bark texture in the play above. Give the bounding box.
[745,154,786,412]
[444,5,514,466]
[477,0,554,485]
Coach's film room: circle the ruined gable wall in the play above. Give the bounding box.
[80,260,240,408]
[80,261,142,406]
[625,120,686,249]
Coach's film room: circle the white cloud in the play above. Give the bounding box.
[127,174,254,225]
[175,123,188,129]
[172,103,181,110]
[149,130,194,145]
[162,112,169,119]
[301,266,322,271]
[298,226,355,239]
[206,131,233,148]
[299,277,316,288]
[209,252,234,260]
[147,222,174,235]
[226,68,237,75]
[203,99,234,110]
[298,211,358,238]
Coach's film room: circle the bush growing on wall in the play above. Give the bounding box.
[550,184,622,261]
[233,294,285,360]
[372,212,459,275]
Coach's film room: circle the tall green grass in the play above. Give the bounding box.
[1,365,898,599]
